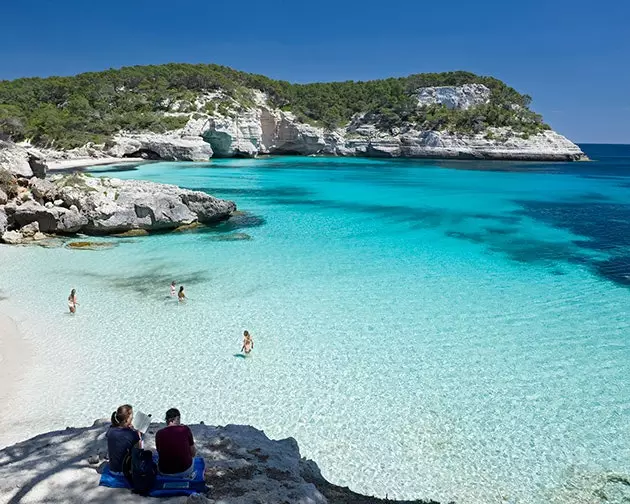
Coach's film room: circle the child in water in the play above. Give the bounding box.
[178,285,186,302]
[170,281,176,297]
[241,330,254,354]
[68,288,79,314]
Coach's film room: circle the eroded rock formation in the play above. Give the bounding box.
[167,85,585,161]
[25,84,585,164]
[0,142,235,244]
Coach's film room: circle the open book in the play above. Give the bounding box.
[132,411,152,434]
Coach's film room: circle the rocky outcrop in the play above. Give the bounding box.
[399,128,584,160]
[0,140,47,179]
[0,420,437,504]
[194,114,260,157]
[0,207,7,234]
[327,125,585,161]
[0,142,236,244]
[0,140,33,178]
[193,108,585,161]
[28,152,48,178]
[0,140,47,178]
[415,84,491,110]
[42,174,232,234]
[9,198,88,234]
[106,133,214,161]
[0,422,326,504]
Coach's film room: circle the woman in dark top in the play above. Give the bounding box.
[107,404,140,474]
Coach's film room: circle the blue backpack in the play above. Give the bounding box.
[129,447,157,495]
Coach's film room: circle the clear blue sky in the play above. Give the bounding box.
[1,0,628,143]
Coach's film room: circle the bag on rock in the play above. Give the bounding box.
[130,447,157,495]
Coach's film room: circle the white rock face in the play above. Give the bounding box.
[0,140,33,178]
[107,133,214,161]
[261,109,327,155]
[193,107,329,157]
[189,108,328,157]
[19,220,40,238]
[415,83,491,110]
[197,113,261,157]
[192,89,585,161]
[0,421,329,504]
[0,141,48,178]
[0,207,7,234]
[399,127,585,160]
[1,229,23,244]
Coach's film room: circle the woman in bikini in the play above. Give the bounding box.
[178,286,186,302]
[170,281,177,297]
[68,288,79,314]
[241,330,254,354]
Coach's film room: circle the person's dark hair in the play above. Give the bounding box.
[111,404,133,427]
[165,408,181,423]
[178,286,184,293]
[70,288,76,297]
[244,330,249,337]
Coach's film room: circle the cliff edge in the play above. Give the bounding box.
[0,421,444,504]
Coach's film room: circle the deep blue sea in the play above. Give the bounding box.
[1,144,629,504]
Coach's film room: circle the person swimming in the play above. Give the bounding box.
[178,286,186,302]
[68,288,79,314]
[241,330,254,354]
[170,281,176,297]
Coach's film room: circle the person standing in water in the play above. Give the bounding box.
[241,330,254,354]
[178,286,186,303]
[68,288,79,314]
[170,281,177,297]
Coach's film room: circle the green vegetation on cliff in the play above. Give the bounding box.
[0,63,548,148]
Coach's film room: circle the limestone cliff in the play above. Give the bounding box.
[0,65,587,162]
[94,85,584,162]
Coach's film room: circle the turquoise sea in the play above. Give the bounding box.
[1,144,629,503]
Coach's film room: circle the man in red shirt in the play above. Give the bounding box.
[155,408,197,477]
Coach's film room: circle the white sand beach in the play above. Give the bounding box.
[46,157,146,171]
[0,312,32,448]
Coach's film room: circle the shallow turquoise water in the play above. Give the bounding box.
[1,147,630,503]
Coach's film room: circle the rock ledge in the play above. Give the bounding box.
[0,421,441,504]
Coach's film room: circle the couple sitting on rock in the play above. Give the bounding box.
[107,405,196,479]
